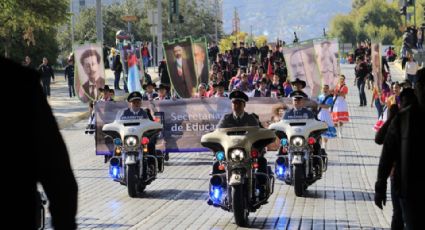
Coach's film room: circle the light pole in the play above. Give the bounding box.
[157,0,163,65]
[96,0,103,43]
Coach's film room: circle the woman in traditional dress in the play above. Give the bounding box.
[317,85,337,148]
[332,75,350,137]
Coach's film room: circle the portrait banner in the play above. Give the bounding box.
[283,42,321,98]
[193,37,209,86]
[313,38,340,89]
[74,43,106,103]
[95,97,293,155]
[163,37,197,98]
[371,42,383,91]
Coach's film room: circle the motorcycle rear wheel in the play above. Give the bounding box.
[232,185,248,226]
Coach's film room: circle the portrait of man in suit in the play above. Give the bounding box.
[284,45,321,97]
[75,45,106,103]
[164,42,196,98]
[193,42,209,85]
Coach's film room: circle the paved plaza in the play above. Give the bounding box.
[44,63,405,229]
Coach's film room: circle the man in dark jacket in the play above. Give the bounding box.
[2,57,78,229]
[375,69,425,230]
[38,57,55,97]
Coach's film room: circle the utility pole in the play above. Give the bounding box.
[70,0,74,45]
[157,0,163,65]
[214,0,219,42]
[96,0,103,42]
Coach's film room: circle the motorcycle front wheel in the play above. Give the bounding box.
[126,165,139,198]
[293,165,305,197]
[232,185,248,227]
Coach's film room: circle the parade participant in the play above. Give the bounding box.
[215,90,268,193]
[290,78,307,94]
[317,85,337,150]
[142,81,158,101]
[332,75,350,137]
[195,83,208,98]
[2,57,78,229]
[269,74,284,97]
[213,81,228,97]
[253,78,271,97]
[282,91,315,120]
[64,57,76,98]
[154,84,171,100]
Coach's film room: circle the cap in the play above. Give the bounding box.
[229,90,249,103]
[127,91,142,102]
[290,78,306,89]
[289,90,308,99]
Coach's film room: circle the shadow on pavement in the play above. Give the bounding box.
[142,189,208,200]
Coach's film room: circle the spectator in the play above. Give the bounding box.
[38,57,55,98]
[112,52,123,90]
[374,73,425,229]
[2,57,78,229]
[22,55,35,69]
[140,42,151,69]
[405,54,419,88]
[64,57,76,98]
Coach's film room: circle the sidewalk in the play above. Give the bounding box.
[51,67,159,129]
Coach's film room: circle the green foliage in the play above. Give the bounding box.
[329,14,357,44]
[0,0,69,58]
[0,28,60,67]
[330,0,402,48]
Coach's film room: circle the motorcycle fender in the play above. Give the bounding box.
[125,155,137,165]
[229,172,243,186]
[292,155,303,164]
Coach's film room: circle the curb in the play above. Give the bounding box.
[57,95,128,130]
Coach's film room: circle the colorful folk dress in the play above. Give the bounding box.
[332,83,350,123]
[318,94,337,138]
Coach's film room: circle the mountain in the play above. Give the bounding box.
[222,0,352,43]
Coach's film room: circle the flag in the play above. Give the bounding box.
[127,53,142,93]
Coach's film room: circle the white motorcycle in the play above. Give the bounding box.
[201,126,276,226]
[268,117,328,197]
[102,117,164,198]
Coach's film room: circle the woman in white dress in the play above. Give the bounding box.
[317,85,337,149]
[332,75,350,137]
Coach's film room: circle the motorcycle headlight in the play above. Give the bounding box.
[230,149,245,162]
[125,136,138,147]
[291,136,305,147]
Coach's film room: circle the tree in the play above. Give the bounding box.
[329,14,357,44]
[330,0,402,46]
[0,0,69,57]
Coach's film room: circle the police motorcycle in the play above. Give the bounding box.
[268,114,328,197]
[201,126,276,226]
[102,114,164,197]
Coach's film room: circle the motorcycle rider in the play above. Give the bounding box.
[283,91,315,120]
[214,90,268,196]
[118,91,157,153]
[283,91,324,159]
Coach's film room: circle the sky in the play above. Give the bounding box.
[222,0,352,43]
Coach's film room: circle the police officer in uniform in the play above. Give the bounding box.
[120,91,154,120]
[283,91,315,120]
[213,90,269,198]
[217,90,259,128]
